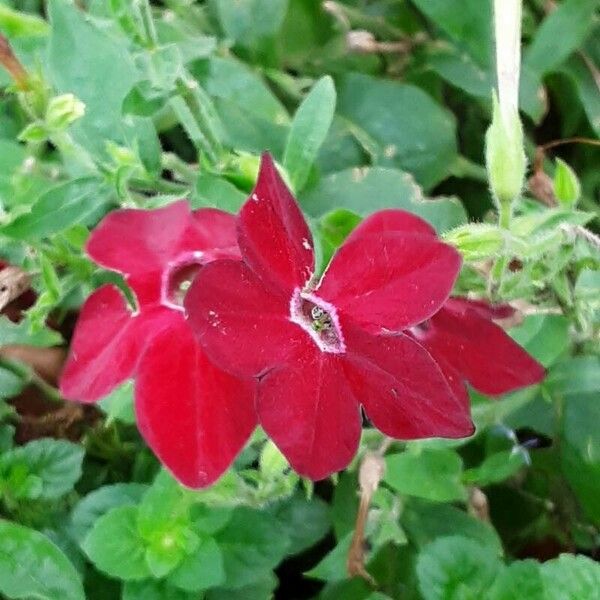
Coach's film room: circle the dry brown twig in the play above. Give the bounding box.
[0,266,31,312]
[346,437,391,584]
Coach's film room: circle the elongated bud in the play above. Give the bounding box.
[486,0,526,208]
[485,94,526,207]
[553,158,580,208]
[0,34,29,89]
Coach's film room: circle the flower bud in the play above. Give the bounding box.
[553,158,580,208]
[45,93,85,131]
[485,94,526,207]
[444,223,505,262]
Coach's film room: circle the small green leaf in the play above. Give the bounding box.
[70,483,147,544]
[83,505,151,581]
[168,537,225,592]
[283,76,336,192]
[553,158,581,208]
[0,520,84,600]
[0,4,49,37]
[385,450,466,502]
[98,380,136,425]
[18,122,49,143]
[0,439,84,500]
[416,536,501,600]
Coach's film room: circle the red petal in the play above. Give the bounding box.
[185,260,309,377]
[59,286,172,402]
[346,209,436,243]
[445,297,514,320]
[135,320,256,488]
[238,153,314,293]
[87,202,238,304]
[342,321,473,439]
[317,233,462,332]
[257,347,361,480]
[420,302,545,396]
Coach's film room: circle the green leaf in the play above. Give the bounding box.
[336,73,458,189]
[193,173,247,213]
[98,380,136,425]
[47,0,142,158]
[463,450,528,486]
[541,554,600,599]
[168,537,225,592]
[70,483,147,544]
[0,520,84,600]
[412,0,492,67]
[205,573,278,600]
[123,580,198,600]
[1,439,84,500]
[1,178,112,241]
[214,506,290,588]
[193,56,288,124]
[490,560,545,600]
[83,505,151,581]
[283,76,336,192]
[0,317,62,347]
[525,0,598,75]
[385,450,466,502]
[401,499,504,556]
[509,315,570,368]
[0,365,24,398]
[416,536,501,600]
[305,532,353,583]
[558,357,600,524]
[268,493,331,556]
[212,0,288,47]
[301,167,466,232]
[0,5,50,37]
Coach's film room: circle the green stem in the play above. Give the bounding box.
[0,357,63,404]
[138,0,158,48]
[490,201,513,297]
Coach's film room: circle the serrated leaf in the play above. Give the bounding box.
[168,537,225,592]
[70,483,147,544]
[283,76,336,192]
[541,554,600,599]
[0,520,85,600]
[1,438,84,500]
[416,536,501,600]
[83,505,151,581]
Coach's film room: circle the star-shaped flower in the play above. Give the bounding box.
[185,155,473,480]
[60,201,256,488]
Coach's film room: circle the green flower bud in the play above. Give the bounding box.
[553,158,580,208]
[45,93,85,131]
[485,94,526,207]
[259,440,289,479]
[444,224,505,262]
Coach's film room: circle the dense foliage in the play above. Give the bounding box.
[0,0,599,598]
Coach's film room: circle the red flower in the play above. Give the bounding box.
[346,210,545,400]
[60,201,256,488]
[185,155,473,480]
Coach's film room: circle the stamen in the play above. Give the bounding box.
[290,289,346,353]
[161,252,205,311]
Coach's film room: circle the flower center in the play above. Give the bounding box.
[290,289,345,353]
[161,251,204,311]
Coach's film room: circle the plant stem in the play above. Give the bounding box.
[0,357,63,404]
[138,0,158,48]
